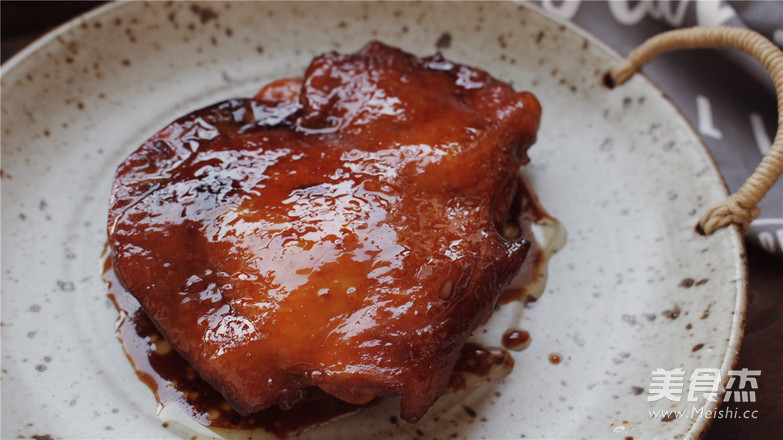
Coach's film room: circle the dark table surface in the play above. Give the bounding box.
[2,2,780,439]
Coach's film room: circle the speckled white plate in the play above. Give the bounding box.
[1,2,746,440]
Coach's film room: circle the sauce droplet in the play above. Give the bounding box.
[448,343,514,391]
[548,353,562,364]
[501,329,531,351]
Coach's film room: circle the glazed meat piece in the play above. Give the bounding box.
[108,42,541,422]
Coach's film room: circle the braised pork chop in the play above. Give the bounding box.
[108,42,541,422]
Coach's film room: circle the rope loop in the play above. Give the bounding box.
[607,26,783,235]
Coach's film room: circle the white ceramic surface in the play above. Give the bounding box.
[1,2,746,439]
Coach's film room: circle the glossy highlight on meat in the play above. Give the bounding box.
[108,41,542,423]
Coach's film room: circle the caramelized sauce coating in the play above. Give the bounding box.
[106,253,367,437]
[108,42,541,422]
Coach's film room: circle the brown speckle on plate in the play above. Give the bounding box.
[662,305,681,320]
[700,303,712,319]
[435,32,452,50]
[679,277,695,288]
[661,413,676,422]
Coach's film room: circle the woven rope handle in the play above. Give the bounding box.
[607,26,783,235]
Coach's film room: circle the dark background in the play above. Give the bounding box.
[2,2,780,439]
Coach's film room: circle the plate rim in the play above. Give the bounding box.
[0,2,749,439]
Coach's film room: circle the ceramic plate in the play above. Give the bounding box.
[1,2,746,439]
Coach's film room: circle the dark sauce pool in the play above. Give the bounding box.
[498,176,551,305]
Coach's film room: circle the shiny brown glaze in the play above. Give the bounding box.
[105,253,368,437]
[107,42,541,422]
